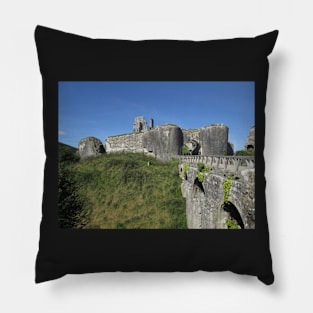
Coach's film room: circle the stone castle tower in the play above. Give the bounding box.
[133,116,149,132]
[149,118,154,130]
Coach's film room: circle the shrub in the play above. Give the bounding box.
[226,218,240,229]
[59,142,80,163]
[58,164,85,228]
[60,150,80,163]
[197,162,205,172]
[196,170,204,183]
[198,162,210,173]
[235,150,254,156]
[183,162,190,179]
[182,144,190,155]
[222,175,233,207]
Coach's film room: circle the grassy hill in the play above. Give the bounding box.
[58,142,79,162]
[58,143,187,229]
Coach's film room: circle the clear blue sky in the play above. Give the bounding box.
[59,81,254,151]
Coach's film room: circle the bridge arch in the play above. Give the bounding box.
[193,177,204,193]
[179,156,255,229]
[223,201,244,229]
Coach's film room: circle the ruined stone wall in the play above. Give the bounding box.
[228,169,255,229]
[133,116,149,132]
[180,162,255,229]
[183,126,229,155]
[106,125,183,160]
[245,126,255,150]
[182,129,200,143]
[105,124,230,158]
[199,125,228,155]
[105,133,145,153]
[181,167,228,229]
[142,125,183,161]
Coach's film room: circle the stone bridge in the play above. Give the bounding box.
[179,155,255,229]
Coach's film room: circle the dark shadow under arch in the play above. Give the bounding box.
[223,201,244,229]
[194,177,204,193]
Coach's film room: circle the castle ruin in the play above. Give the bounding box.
[133,116,149,132]
[104,116,233,161]
[76,117,255,229]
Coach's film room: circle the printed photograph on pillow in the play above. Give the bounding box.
[58,81,255,229]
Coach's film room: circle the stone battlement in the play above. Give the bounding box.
[180,155,255,174]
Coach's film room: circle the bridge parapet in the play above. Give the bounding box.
[180,155,254,174]
[180,155,255,229]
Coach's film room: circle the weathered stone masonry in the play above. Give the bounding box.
[180,156,255,229]
[142,125,183,161]
[105,124,184,160]
[182,128,200,143]
[105,117,231,161]
[105,132,145,154]
[245,126,255,151]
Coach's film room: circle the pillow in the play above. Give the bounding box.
[35,25,278,285]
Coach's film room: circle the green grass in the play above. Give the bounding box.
[58,144,187,229]
[182,144,190,155]
[58,142,79,162]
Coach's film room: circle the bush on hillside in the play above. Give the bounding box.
[58,164,85,228]
[57,146,187,229]
[235,150,254,156]
[58,142,85,228]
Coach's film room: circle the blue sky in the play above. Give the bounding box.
[59,81,254,151]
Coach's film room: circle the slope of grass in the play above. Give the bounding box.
[58,142,79,162]
[59,146,187,229]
